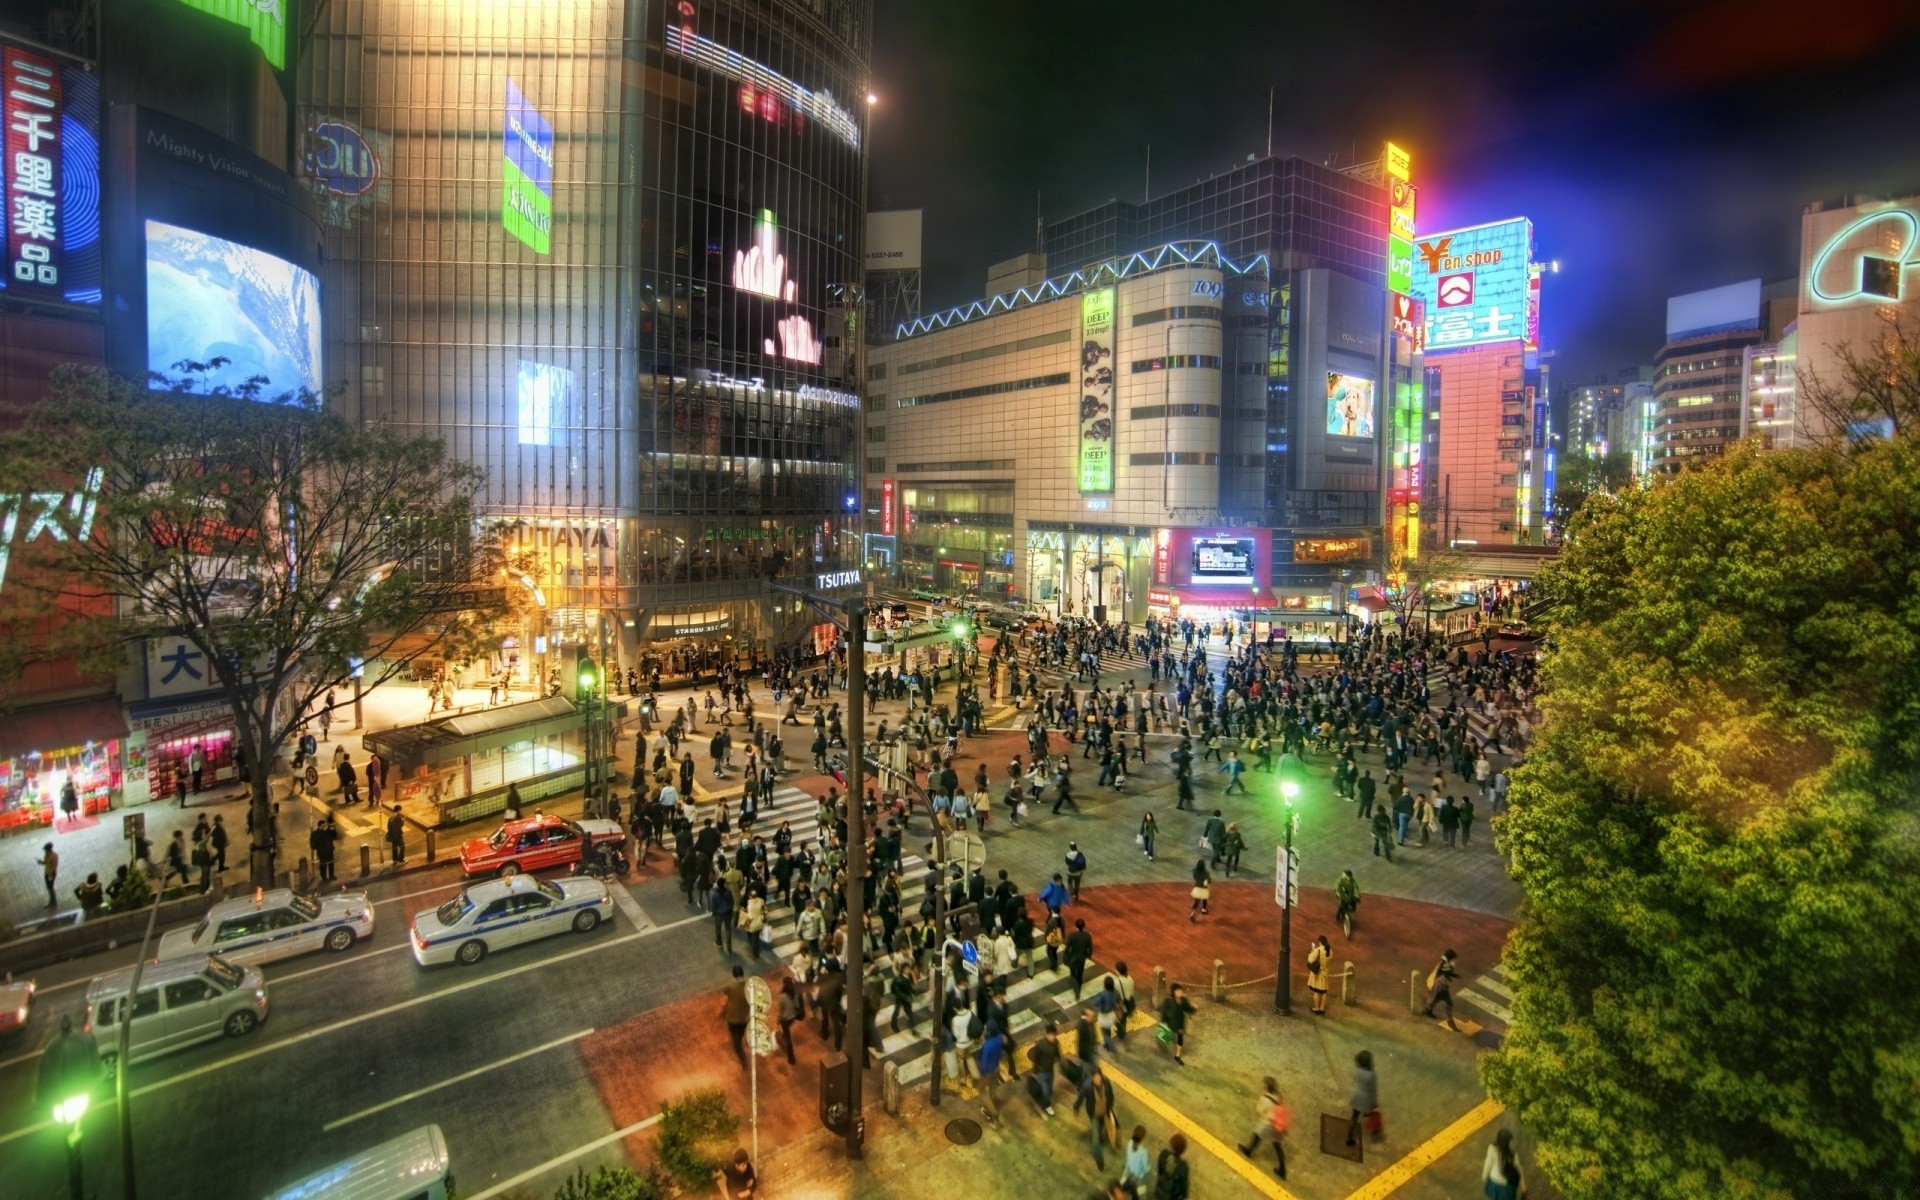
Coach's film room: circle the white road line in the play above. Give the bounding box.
[1456,986,1512,1023]
[268,941,410,985]
[465,1112,663,1200]
[322,1028,594,1131]
[0,1043,48,1072]
[607,880,651,930]
[1473,972,1513,1001]
[369,880,467,909]
[0,912,706,1149]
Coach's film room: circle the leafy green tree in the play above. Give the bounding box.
[0,366,503,888]
[1547,447,1635,540]
[1484,437,1920,1198]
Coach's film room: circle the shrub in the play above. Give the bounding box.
[653,1089,737,1187]
[549,1164,664,1200]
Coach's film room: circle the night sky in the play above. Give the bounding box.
[870,0,1920,383]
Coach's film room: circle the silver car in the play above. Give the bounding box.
[157,888,374,967]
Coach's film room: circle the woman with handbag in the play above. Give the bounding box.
[1236,1076,1289,1179]
[1138,810,1158,862]
[1345,1049,1382,1147]
[1188,859,1212,922]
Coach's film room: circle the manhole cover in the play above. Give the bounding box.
[945,1117,983,1145]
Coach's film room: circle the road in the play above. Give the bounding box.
[0,625,1528,1199]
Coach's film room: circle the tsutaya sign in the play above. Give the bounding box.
[0,467,102,593]
[815,570,861,590]
[177,0,286,70]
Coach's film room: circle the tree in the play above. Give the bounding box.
[1547,447,1634,540]
[1798,312,1920,441]
[1483,437,1920,1198]
[1391,542,1472,628]
[0,366,504,887]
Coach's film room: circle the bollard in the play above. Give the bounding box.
[1211,959,1227,1002]
[360,843,372,879]
[882,1060,902,1116]
[1153,966,1168,1010]
[1342,961,1357,1006]
[425,829,438,863]
[1409,968,1422,1013]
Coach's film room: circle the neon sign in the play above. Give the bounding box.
[1411,218,1533,351]
[3,44,102,307]
[0,467,102,593]
[1808,207,1918,306]
[667,4,860,150]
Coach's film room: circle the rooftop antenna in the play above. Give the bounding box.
[1034,189,1043,254]
[1266,84,1274,159]
[1144,143,1151,203]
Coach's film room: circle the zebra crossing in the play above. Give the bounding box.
[696,783,1108,1084]
[1454,962,1514,1028]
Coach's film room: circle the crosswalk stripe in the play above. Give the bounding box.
[1456,986,1512,1024]
[1472,972,1512,1001]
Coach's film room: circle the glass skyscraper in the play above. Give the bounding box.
[300,0,869,671]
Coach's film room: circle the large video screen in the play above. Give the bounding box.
[517,360,571,446]
[144,219,322,398]
[1191,536,1256,584]
[1326,372,1376,439]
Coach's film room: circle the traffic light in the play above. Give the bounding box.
[951,619,971,642]
[576,657,598,702]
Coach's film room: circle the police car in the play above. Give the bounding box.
[157,888,374,967]
[409,875,612,967]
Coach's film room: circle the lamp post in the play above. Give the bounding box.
[1274,751,1303,1015]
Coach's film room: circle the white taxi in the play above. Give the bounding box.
[157,888,374,967]
[409,875,612,967]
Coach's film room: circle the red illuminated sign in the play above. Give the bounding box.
[880,478,895,536]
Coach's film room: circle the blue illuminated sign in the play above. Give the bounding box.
[1411,218,1532,352]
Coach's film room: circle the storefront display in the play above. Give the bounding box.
[0,740,120,831]
[122,696,238,805]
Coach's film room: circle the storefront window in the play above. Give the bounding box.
[0,741,121,828]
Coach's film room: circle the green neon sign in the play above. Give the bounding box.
[177,0,286,70]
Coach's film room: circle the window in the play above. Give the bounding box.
[130,989,160,1020]
[1130,355,1222,374]
[866,426,885,442]
[896,459,1016,473]
[164,979,215,1007]
[1131,305,1221,326]
[1129,404,1220,420]
[1127,452,1220,466]
[477,899,512,921]
[895,372,1071,409]
[217,915,266,942]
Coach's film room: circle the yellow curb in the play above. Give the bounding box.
[1340,1097,1505,1200]
[1100,1058,1298,1200]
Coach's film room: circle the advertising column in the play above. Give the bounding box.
[1078,287,1116,494]
[1382,141,1423,576]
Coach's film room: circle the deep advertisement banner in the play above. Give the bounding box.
[1,44,102,308]
[1077,287,1115,494]
[502,79,554,254]
[176,0,287,70]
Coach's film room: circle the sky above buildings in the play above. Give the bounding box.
[870,0,1920,381]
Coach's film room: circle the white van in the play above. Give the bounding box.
[265,1126,452,1200]
[83,954,267,1065]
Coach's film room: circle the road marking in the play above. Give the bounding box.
[1101,1058,1297,1200]
[0,1043,48,1072]
[1473,971,1513,1000]
[0,913,706,1149]
[1340,1098,1505,1200]
[322,1028,594,1131]
[1456,987,1512,1023]
[466,1112,664,1200]
[607,879,652,930]
[369,880,466,909]
[268,941,410,985]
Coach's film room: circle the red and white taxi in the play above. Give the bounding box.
[458,813,625,877]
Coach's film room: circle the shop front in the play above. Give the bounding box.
[1026,529,1152,623]
[0,695,126,832]
[122,694,239,806]
[364,694,610,826]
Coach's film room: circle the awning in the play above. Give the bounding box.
[1350,596,1390,614]
[0,694,129,760]
[362,695,586,773]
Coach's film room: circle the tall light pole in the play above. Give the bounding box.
[1274,751,1303,1015]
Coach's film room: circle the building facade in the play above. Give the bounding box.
[1796,192,1920,440]
[868,243,1351,638]
[300,0,871,674]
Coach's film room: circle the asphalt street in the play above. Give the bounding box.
[0,625,1526,1199]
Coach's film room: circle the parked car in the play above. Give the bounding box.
[458,813,626,877]
[410,876,612,966]
[83,955,267,1065]
[156,889,373,967]
[0,974,33,1037]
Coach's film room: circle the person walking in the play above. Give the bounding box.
[1220,750,1246,795]
[1236,1076,1290,1179]
[1188,859,1211,922]
[976,1021,1009,1123]
[210,815,230,873]
[191,830,214,893]
[1074,1062,1117,1170]
[188,743,205,793]
[739,891,766,961]
[1138,810,1158,862]
[710,881,737,955]
[1202,810,1227,865]
[1458,792,1476,846]
[337,754,359,805]
[1064,918,1094,999]
[1423,948,1461,1029]
[1152,1133,1191,1200]
[1064,842,1087,900]
[385,806,407,865]
[1370,804,1395,862]
[1157,983,1196,1066]
[36,843,58,908]
[1394,788,1415,845]
[1345,1049,1381,1148]
[1355,768,1376,819]
[1306,935,1333,1015]
[1221,822,1245,877]
[1335,869,1361,937]
[1483,1128,1525,1200]
[311,818,337,882]
[722,965,750,1068]
[162,831,190,888]
[776,975,802,1065]
[1122,1126,1152,1196]
[1438,794,1460,847]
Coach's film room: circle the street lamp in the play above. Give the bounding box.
[1274,751,1303,1016]
[37,1014,101,1200]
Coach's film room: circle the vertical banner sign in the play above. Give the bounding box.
[1385,141,1415,296]
[502,79,554,254]
[880,478,895,536]
[4,47,64,300]
[1078,287,1116,494]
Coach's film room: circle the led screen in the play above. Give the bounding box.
[1191,537,1256,583]
[517,360,571,446]
[1326,372,1376,439]
[1411,218,1532,351]
[144,219,322,397]
[502,79,553,255]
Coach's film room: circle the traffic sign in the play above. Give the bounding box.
[123,813,145,841]
[746,977,777,1057]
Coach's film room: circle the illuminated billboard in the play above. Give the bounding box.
[1,43,102,307]
[1192,536,1256,583]
[502,79,554,254]
[1326,372,1376,439]
[516,360,571,446]
[1077,288,1116,493]
[176,0,286,70]
[1384,142,1415,295]
[1411,218,1533,351]
[144,219,322,397]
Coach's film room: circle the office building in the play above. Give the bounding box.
[1796,192,1920,440]
[1650,280,1793,474]
[1568,372,1651,462]
[300,0,872,673]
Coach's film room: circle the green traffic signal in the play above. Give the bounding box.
[577,657,598,699]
